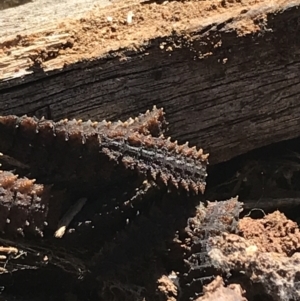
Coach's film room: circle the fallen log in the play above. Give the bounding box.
[0,0,300,165]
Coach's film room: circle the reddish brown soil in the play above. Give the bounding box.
[207,210,300,301]
[0,0,291,73]
[239,211,300,255]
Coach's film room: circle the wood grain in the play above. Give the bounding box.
[1,2,300,164]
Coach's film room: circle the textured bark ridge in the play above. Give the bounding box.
[181,197,243,300]
[0,107,208,194]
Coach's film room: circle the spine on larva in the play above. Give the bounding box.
[123,105,167,137]
[0,109,208,194]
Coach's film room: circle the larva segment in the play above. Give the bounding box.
[0,108,208,194]
[91,205,173,284]
[0,171,51,237]
[126,105,167,137]
[181,197,243,300]
[120,132,208,194]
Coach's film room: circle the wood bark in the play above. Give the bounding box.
[1,1,300,164]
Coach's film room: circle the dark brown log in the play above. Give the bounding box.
[1,1,300,165]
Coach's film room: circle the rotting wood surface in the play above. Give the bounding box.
[1,0,300,164]
[0,0,113,35]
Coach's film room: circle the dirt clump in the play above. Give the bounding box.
[209,232,300,301]
[157,272,180,301]
[239,211,300,255]
[195,276,247,301]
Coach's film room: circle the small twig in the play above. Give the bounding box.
[244,208,266,217]
[0,246,18,255]
[243,198,300,210]
[0,237,86,275]
[55,198,87,238]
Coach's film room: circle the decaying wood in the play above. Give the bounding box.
[0,0,112,36]
[1,1,300,164]
[54,197,87,238]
